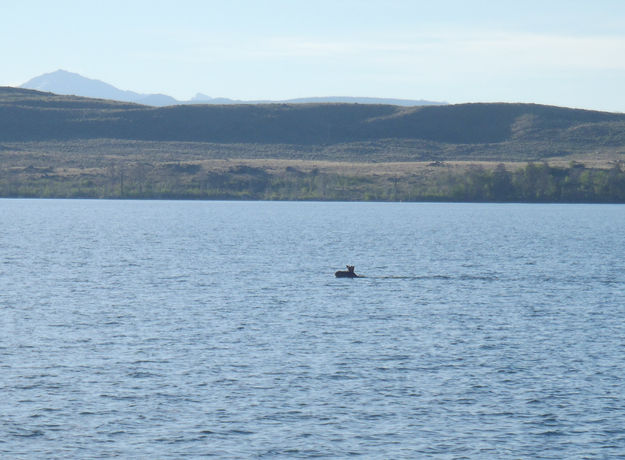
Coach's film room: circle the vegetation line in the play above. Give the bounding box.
[2,162,625,203]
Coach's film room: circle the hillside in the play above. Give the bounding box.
[2,86,625,157]
[2,87,625,202]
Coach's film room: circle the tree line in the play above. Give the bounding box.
[443,162,625,203]
[2,162,625,203]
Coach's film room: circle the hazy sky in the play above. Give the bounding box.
[3,0,625,111]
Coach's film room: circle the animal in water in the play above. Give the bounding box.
[335,265,359,278]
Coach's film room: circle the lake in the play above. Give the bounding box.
[2,199,625,458]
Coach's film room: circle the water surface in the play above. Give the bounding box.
[1,200,625,458]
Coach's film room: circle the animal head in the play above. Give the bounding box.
[347,265,355,272]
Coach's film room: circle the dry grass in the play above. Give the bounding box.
[148,157,623,177]
[2,138,625,184]
[5,157,624,182]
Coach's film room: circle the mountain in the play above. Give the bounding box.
[281,96,443,106]
[135,93,179,106]
[188,93,445,106]
[190,93,235,103]
[2,86,625,156]
[20,70,446,107]
[20,70,144,103]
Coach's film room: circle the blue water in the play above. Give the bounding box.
[2,200,625,458]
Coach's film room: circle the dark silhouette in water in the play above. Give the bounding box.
[335,265,360,278]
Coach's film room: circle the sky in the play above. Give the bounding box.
[3,0,625,111]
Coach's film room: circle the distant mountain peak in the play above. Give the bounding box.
[21,69,141,102]
[191,93,213,101]
[21,69,88,89]
[20,70,446,107]
[50,69,77,76]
